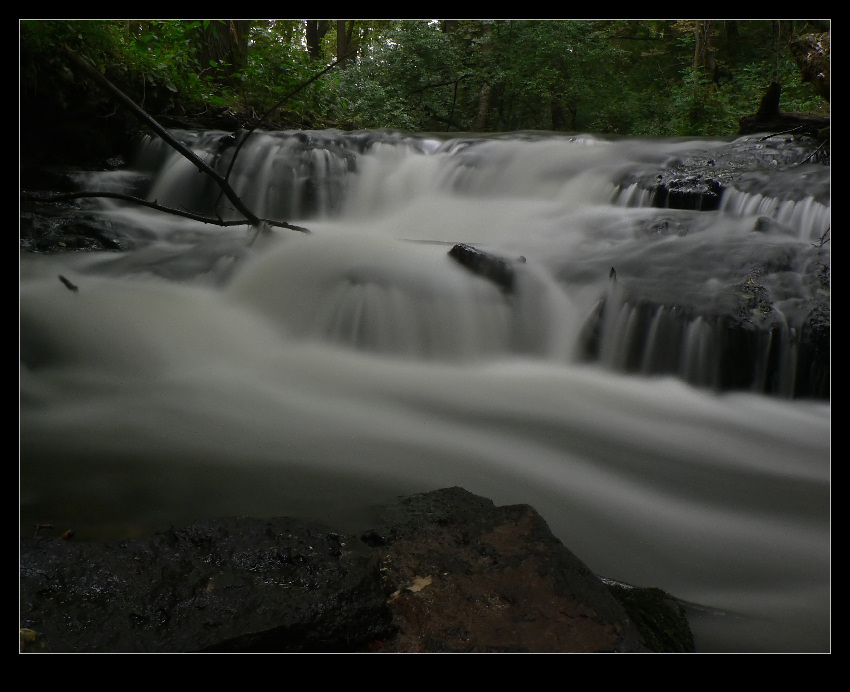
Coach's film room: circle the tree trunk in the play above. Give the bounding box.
[738,81,830,137]
[472,21,494,131]
[551,101,566,131]
[693,20,717,94]
[336,21,356,68]
[195,20,250,80]
[693,24,701,95]
[306,20,331,60]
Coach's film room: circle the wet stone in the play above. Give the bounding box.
[20,488,694,653]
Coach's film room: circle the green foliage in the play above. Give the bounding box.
[20,20,125,100]
[20,19,829,136]
[21,20,229,110]
[121,22,211,101]
[486,21,627,131]
[326,21,466,131]
[230,24,319,118]
[21,19,123,61]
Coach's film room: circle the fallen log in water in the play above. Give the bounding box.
[448,243,516,293]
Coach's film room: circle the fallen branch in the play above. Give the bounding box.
[812,227,830,247]
[59,45,308,233]
[448,243,515,293]
[21,190,310,233]
[58,275,79,292]
[758,125,806,141]
[798,139,830,166]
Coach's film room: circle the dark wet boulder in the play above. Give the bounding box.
[20,487,694,653]
[649,173,724,211]
[20,200,125,253]
[20,517,392,653]
[361,487,664,653]
[615,131,829,214]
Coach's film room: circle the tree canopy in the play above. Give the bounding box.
[20,19,829,137]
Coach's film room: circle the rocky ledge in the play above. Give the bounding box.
[20,487,693,653]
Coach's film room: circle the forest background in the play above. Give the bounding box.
[20,19,830,148]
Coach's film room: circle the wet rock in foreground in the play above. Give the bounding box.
[20,487,693,653]
[20,516,389,653]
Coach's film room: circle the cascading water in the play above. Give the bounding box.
[20,128,830,652]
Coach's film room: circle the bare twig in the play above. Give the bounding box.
[22,190,310,233]
[33,523,54,537]
[58,275,79,292]
[812,227,830,247]
[758,125,805,141]
[798,140,830,165]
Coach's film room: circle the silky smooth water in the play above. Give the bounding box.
[20,130,830,652]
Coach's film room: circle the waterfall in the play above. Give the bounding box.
[122,129,831,398]
[20,129,830,653]
[719,189,831,241]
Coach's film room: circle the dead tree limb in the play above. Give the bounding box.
[758,125,806,141]
[59,45,303,232]
[21,190,310,233]
[448,243,515,293]
[798,139,830,166]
